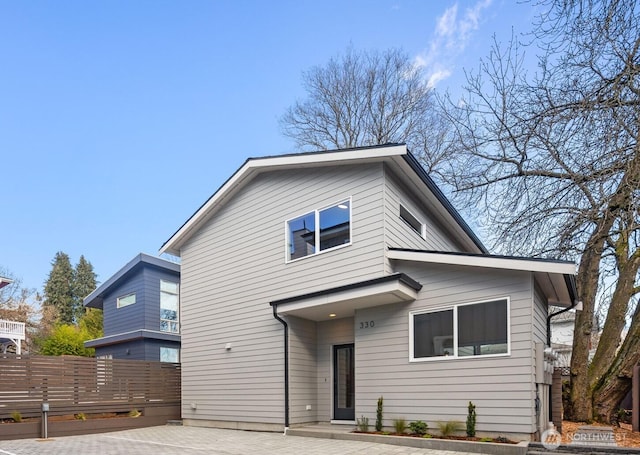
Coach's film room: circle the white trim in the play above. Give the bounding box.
[160,145,406,256]
[285,197,352,263]
[388,250,576,275]
[409,297,511,362]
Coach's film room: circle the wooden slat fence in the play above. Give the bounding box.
[0,354,180,419]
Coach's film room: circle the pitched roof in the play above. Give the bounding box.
[83,253,180,309]
[160,144,487,256]
[0,277,13,290]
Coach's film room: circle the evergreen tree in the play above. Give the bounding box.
[73,255,97,323]
[43,252,75,324]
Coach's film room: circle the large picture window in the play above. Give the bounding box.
[410,298,509,361]
[286,199,351,261]
[160,280,179,333]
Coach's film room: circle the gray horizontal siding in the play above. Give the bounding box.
[383,165,462,270]
[180,164,387,424]
[289,316,317,424]
[355,262,536,435]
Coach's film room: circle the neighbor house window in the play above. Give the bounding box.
[116,293,136,308]
[286,198,351,261]
[160,347,179,363]
[160,280,179,333]
[400,204,425,239]
[410,298,509,361]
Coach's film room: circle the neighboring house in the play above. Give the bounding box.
[0,276,26,355]
[83,253,181,362]
[160,144,577,440]
[550,309,575,368]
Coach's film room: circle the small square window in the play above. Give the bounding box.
[160,347,179,363]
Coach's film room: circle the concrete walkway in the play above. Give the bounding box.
[0,425,484,455]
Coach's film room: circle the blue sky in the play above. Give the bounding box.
[0,0,537,294]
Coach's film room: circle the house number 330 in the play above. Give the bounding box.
[359,321,375,329]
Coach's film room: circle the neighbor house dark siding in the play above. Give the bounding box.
[102,269,146,336]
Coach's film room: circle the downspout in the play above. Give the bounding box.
[545,274,580,426]
[271,303,289,433]
[546,275,580,346]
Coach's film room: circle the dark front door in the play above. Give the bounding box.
[333,343,355,420]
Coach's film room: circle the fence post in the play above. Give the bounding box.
[551,368,563,433]
[74,362,80,405]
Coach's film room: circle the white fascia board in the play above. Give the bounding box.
[387,250,577,275]
[160,145,408,256]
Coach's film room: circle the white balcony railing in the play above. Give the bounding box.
[0,319,26,340]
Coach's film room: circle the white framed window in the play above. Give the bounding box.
[160,347,179,363]
[286,198,352,262]
[400,204,425,239]
[410,298,510,361]
[116,293,136,309]
[160,280,179,333]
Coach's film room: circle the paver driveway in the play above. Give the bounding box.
[0,425,482,455]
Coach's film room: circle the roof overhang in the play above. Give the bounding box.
[0,277,13,290]
[84,329,181,348]
[84,253,180,309]
[160,144,487,256]
[270,273,422,322]
[387,249,577,307]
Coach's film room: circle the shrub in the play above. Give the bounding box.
[466,401,476,437]
[11,410,22,423]
[356,415,369,432]
[74,413,86,420]
[128,409,141,418]
[375,396,383,431]
[408,420,428,436]
[392,417,407,434]
[436,420,463,437]
[39,324,95,357]
[480,437,493,442]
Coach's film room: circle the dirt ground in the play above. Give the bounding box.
[561,420,640,448]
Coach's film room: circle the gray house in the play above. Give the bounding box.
[160,144,576,440]
[84,253,181,362]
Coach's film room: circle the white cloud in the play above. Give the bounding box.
[416,0,493,87]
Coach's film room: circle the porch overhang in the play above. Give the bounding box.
[270,273,422,321]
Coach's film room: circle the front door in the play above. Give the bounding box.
[333,343,355,421]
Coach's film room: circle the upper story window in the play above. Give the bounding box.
[286,198,351,262]
[400,204,425,239]
[410,298,509,361]
[116,293,136,309]
[160,280,179,333]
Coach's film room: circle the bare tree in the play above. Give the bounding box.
[440,0,639,422]
[281,47,450,173]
